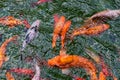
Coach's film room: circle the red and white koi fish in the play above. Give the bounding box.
[21,20,40,51]
[0,35,18,68]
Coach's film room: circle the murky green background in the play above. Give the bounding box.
[0,0,120,80]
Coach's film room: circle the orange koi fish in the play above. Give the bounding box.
[6,72,15,80]
[9,68,34,76]
[0,35,18,68]
[70,9,120,39]
[52,16,65,48]
[99,71,106,80]
[86,49,118,80]
[48,49,98,80]
[61,20,71,48]
[70,24,110,39]
[0,16,22,28]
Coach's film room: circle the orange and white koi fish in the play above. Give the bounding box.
[70,9,120,39]
[6,72,15,80]
[0,16,22,28]
[9,68,34,76]
[0,35,18,68]
[48,49,98,80]
[52,16,65,48]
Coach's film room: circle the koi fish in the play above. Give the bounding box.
[0,16,22,28]
[21,20,40,51]
[61,20,71,48]
[89,9,120,22]
[6,72,15,80]
[86,49,117,80]
[52,15,71,48]
[52,16,65,48]
[48,50,98,80]
[9,68,34,76]
[0,35,18,68]
[31,0,52,7]
[99,71,106,80]
[22,19,31,29]
[70,24,110,39]
[32,62,40,80]
[70,9,120,39]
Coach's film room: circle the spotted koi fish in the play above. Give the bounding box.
[21,20,40,51]
[48,49,98,80]
[6,72,15,80]
[0,35,18,68]
[0,16,22,28]
[70,9,120,39]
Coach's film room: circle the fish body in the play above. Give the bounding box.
[71,24,109,39]
[9,68,34,76]
[21,20,40,51]
[32,63,40,80]
[52,16,65,48]
[48,54,97,80]
[0,16,22,28]
[6,72,15,80]
[61,20,71,48]
[0,35,18,68]
[90,9,120,21]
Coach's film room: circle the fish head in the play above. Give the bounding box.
[48,56,60,67]
[31,20,40,30]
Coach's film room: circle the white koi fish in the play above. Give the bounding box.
[21,20,40,51]
[32,62,40,80]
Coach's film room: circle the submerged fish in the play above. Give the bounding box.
[70,9,120,39]
[52,15,71,48]
[0,35,18,68]
[9,68,34,76]
[32,62,40,80]
[21,20,40,51]
[0,16,22,28]
[6,72,15,80]
[31,0,52,7]
[48,49,98,80]
[52,16,65,48]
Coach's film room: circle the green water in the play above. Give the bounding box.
[0,0,120,80]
